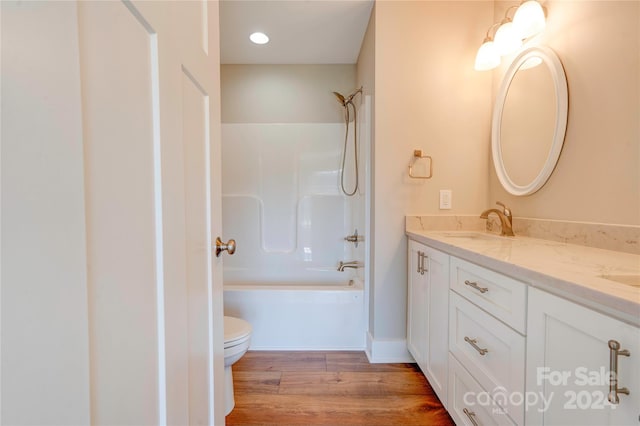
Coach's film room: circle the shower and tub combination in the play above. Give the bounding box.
[222,89,370,350]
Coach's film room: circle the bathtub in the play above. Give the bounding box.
[223,280,366,350]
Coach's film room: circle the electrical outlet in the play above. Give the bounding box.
[439,190,452,209]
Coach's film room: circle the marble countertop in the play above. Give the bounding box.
[406,227,640,327]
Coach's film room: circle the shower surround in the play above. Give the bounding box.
[222,122,359,283]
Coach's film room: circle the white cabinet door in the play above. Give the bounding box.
[407,240,449,407]
[527,288,640,425]
[424,245,450,407]
[407,240,428,371]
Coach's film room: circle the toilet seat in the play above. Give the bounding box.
[224,316,251,348]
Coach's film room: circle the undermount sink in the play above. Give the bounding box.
[438,231,508,240]
[600,274,640,288]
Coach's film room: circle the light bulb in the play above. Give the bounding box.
[474,40,500,71]
[249,32,269,45]
[513,0,546,39]
[493,21,522,56]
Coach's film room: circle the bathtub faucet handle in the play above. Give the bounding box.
[344,229,364,248]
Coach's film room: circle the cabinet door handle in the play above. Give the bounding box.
[464,336,489,356]
[608,339,631,404]
[417,251,428,275]
[463,408,479,426]
[421,253,428,275]
[464,280,488,294]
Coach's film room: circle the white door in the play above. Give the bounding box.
[2,3,92,424]
[1,1,225,424]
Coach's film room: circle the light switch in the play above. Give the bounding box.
[439,190,452,209]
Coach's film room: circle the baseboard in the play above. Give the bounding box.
[365,331,415,363]
[248,345,365,351]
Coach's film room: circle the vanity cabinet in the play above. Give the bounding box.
[407,240,450,407]
[526,288,640,426]
[408,234,639,425]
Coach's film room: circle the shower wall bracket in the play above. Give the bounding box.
[408,149,433,179]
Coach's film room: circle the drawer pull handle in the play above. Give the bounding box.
[608,339,630,404]
[464,336,489,356]
[463,408,479,426]
[417,251,422,274]
[464,280,488,294]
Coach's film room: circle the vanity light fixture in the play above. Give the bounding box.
[474,0,547,71]
[249,32,269,45]
[513,0,546,39]
[474,23,501,71]
[493,6,522,56]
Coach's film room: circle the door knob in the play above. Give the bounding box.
[215,237,236,257]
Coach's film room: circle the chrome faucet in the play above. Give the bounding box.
[337,261,363,272]
[480,201,515,236]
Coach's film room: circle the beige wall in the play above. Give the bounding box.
[371,1,494,340]
[489,1,640,225]
[220,64,356,123]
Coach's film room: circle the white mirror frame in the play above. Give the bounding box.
[492,45,568,196]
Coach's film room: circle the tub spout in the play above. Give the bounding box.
[338,261,363,272]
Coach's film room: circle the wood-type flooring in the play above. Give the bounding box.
[225,351,454,426]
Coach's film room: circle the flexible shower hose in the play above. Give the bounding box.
[340,100,359,196]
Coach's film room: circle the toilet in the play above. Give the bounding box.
[224,315,252,416]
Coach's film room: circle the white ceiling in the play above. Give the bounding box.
[219,0,374,64]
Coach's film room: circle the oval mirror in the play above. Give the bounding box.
[492,46,568,196]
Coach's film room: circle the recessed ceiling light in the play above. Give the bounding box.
[249,32,269,45]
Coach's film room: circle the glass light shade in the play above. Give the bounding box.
[249,32,269,45]
[513,1,546,39]
[474,41,500,71]
[518,56,543,70]
[493,22,522,56]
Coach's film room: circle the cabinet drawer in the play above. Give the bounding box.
[450,256,527,333]
[450,292,525,424]
[448,354,517,426]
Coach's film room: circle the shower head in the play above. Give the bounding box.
[333,87,363,107]
[333,91,347,107]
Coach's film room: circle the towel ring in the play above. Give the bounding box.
[408,150,432,179]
